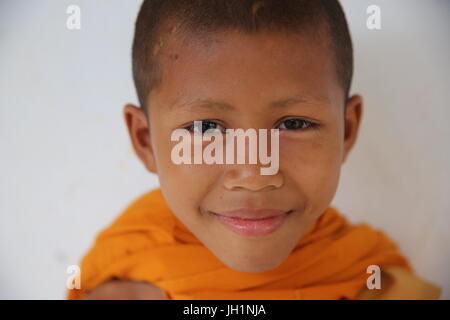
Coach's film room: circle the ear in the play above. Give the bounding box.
[342,94,363,163]
[123,104,157,173]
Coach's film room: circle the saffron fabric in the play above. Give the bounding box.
[67,188,414,300]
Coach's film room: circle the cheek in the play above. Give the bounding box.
[280,131,342,200]
[152,132,222,210]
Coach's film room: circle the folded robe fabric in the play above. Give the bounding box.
[67,188,414,300]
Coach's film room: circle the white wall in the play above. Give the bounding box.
[0,0,449,299]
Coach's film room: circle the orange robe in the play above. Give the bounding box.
[67,188,429,300]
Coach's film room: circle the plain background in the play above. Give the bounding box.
[0,0,449,299]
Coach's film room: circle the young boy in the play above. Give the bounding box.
[67,0,441,300]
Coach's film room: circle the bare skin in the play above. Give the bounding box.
[83,28,441,300]
[84,279,165,300]
[99,29,364,299]
[124,29,362,274]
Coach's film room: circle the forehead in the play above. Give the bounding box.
[148,29,343,112]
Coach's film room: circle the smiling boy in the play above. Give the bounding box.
[67,0,441,300]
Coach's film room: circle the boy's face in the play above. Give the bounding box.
[125,29,362,273]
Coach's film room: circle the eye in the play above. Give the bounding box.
[277,118,318,131]
[185,120,226,134]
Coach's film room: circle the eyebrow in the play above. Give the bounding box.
[170,93,324,111]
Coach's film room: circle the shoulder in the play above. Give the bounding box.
[83,279,166,300]
[356,266,441,300]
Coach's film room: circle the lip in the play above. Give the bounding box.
[210,208,292,237]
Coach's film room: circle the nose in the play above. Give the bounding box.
[223,164,284,192]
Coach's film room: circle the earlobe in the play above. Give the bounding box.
[123,104,158,173]
[342,94,363,163]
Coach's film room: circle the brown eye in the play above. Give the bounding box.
[186,120,226,134]
[278,118,316,130]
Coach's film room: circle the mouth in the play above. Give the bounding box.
[208,208,293,238]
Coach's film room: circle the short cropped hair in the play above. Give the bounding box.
[132,0,353,114]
